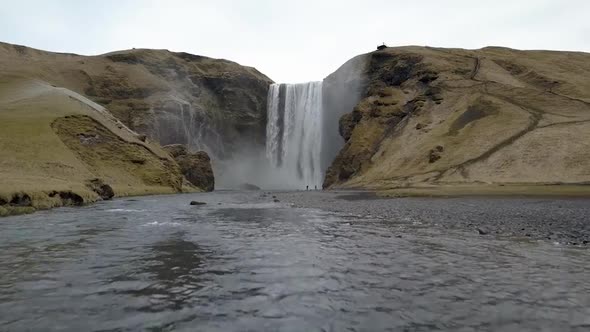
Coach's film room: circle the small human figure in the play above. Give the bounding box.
[315,185,317,190]
[306,185,309,191]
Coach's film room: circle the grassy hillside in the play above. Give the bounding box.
[324,46,590,194]
[0,41,272,216]
[0,76,187,216]
[0,42,273,156]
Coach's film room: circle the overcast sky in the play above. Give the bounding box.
[1,0,588,82]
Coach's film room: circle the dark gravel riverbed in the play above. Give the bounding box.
[274,191,590,246]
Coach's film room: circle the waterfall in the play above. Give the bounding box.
[266,82,324,188]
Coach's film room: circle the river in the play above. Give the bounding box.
[0,191,589,331]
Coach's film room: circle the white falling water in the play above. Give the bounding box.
[266,82,324,188]
[265,84,281,164]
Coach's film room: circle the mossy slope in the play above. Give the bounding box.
[324,46,590,192]
[0,78,187,216]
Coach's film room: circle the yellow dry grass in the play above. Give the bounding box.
[331,46,590,190]
[0,76,185,216]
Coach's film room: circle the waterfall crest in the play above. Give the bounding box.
[266,82,324,188]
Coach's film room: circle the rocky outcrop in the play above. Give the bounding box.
[164,144,214,192]
[324,46,590,189]
[86,179,115,200]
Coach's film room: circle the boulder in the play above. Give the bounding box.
[86,178,115,200]
[477,228,489,235]
[164,145,214,192]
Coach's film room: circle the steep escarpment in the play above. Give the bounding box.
[0,42,273,158]
[324,46,590,190]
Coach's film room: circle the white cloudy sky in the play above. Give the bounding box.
[1,0,588,82]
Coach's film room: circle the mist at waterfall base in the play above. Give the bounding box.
[216,78,362,190]
[215,81,331,190]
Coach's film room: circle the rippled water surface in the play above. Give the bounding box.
[1,191,589,331]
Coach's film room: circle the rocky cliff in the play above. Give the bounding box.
[323,46,590,191]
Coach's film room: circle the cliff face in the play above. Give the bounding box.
[0,42,273,157]
[323,46,590,189]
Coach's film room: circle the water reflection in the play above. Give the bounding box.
[0,192,589,331]
[119,233,209,312]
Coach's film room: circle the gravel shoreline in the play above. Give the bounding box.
[273,190,590,246]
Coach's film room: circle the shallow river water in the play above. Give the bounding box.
[0,191,589,331]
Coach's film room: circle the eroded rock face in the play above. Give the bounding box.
[86,178,115,200]
[339,111,362,142]
[164,144,214,192]
[91,51,272,156]
[163,144,189,158]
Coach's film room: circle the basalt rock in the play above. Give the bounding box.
[8,193,32,207]
[164,144,214,192]
[86,178,115,200]
[339,110,362,142]
[164,144,189,158]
